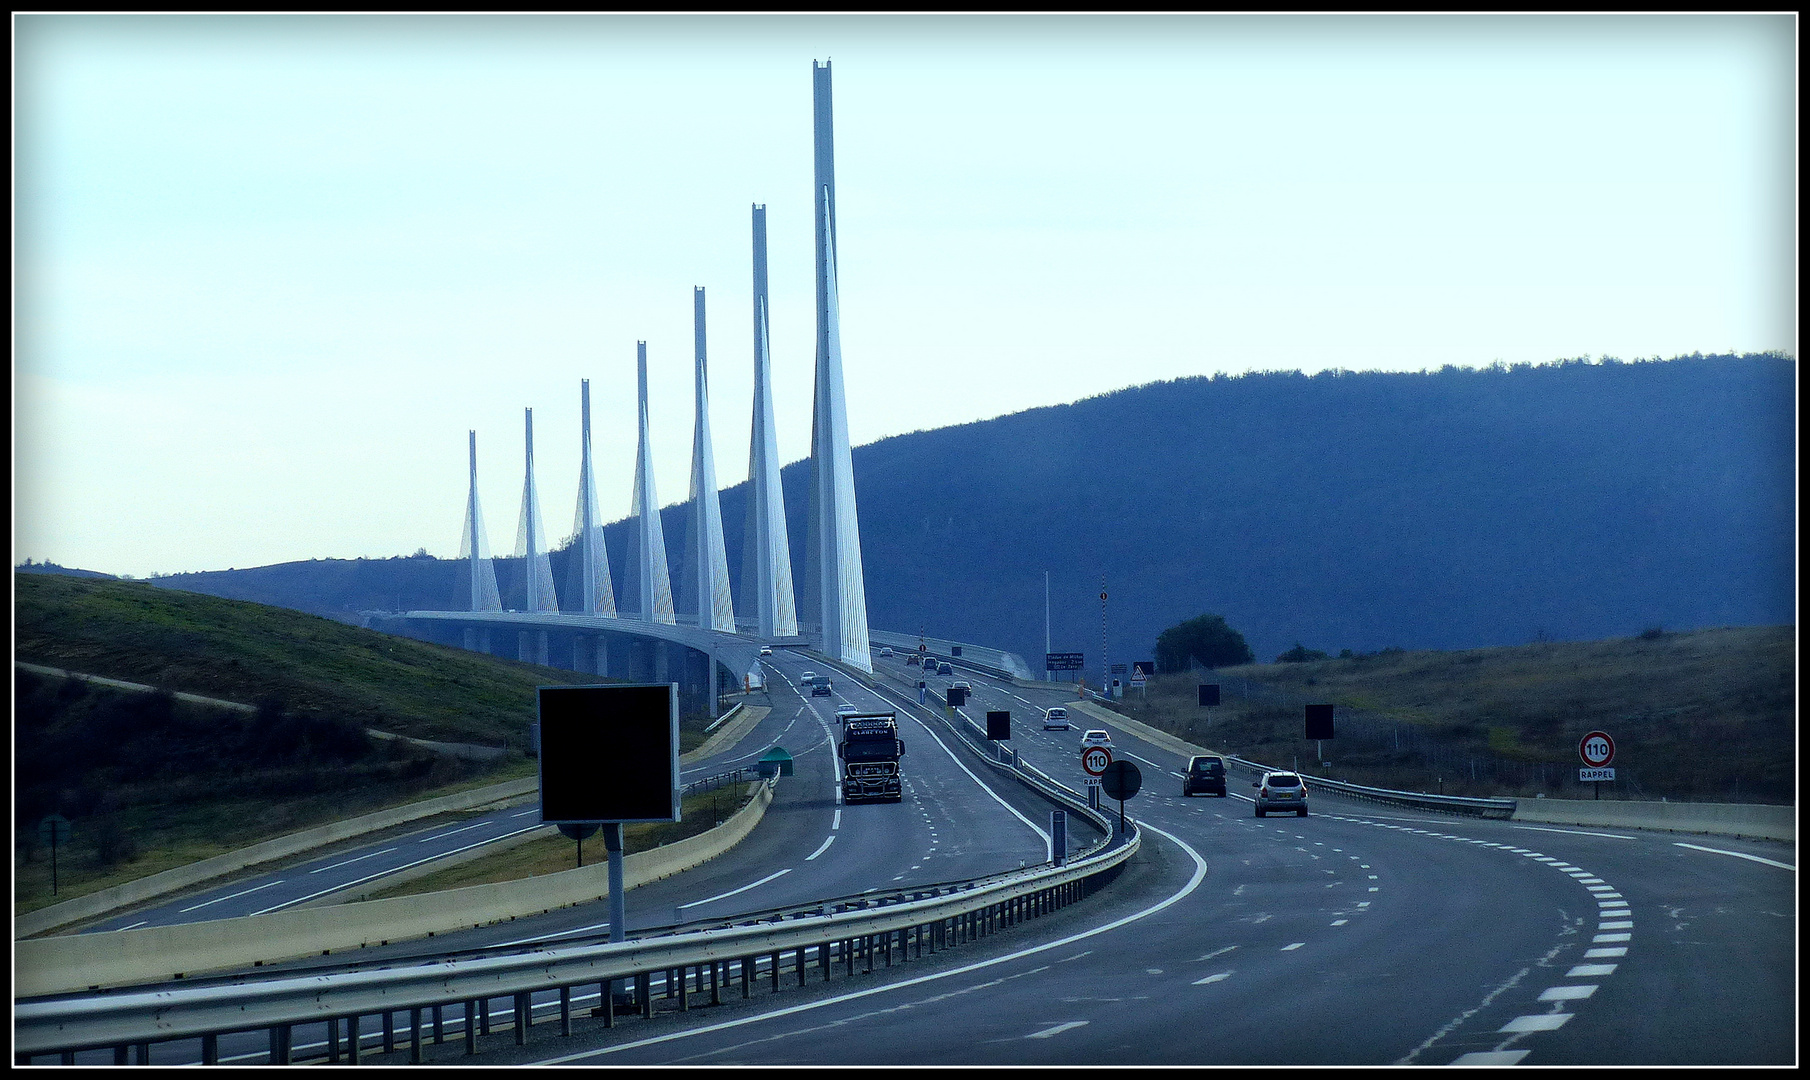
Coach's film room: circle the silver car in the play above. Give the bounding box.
[1253,771,1308,817]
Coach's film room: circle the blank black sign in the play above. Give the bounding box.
[1199,684,1220,707]
[986,710,1010,741]
[538,684,680,824]
[1305,703,1335,741]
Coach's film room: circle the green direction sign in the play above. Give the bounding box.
[38,814,71,847]
[756,746,794,778]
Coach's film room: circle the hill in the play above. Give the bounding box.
[144,353,1794,667]
[1110,625,1794,804]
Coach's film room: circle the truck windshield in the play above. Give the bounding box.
[843,734,897,763]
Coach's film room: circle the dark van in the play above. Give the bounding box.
[1183,755,1228,797]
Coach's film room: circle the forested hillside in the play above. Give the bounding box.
[141,353,1794,667]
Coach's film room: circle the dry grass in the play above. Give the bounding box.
[1114,626,1794,803]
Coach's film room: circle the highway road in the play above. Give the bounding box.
[27,648,1793,1066]
[502,653,1794,1066]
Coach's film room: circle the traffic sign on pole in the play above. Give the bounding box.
[1579,731,1615,767]
[1082,745,1112,777]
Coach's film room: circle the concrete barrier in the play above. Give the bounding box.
[1512,797,1794,842]
[16,779,775,997]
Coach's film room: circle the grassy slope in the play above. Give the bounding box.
[1113,626,1794,803]
[15,573,592,745]
[12,574,602,914]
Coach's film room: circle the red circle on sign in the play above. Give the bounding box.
[1579,731,1615,767]
[1082,746,1112,776]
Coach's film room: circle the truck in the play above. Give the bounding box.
[838,712,906,803]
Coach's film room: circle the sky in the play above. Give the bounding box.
[13,13,1797,579]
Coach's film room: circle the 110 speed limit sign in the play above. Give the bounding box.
[1579,731,1615,768]
[1081,745,1112,777]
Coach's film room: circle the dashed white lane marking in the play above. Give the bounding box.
[1281,942,1305,951]
[1673,842,1795,870]
[1510,824,1636,840]
[1331,919,1348,926]
[806,835,835,861]
[1499,1014,1572,1032]
[1025,1021,1088,1039]
[1567,964,1617,977]
[1453,1051,1530,1065]
[310,847,399,873]
[178,878,285,913]
[1193,971,1234,985]
[1583,947,1627,958]
[677,868,792,909]
[116,920,149,931]
[1196,945,1237,961]
[420,820,496,842]
[1538,984,1597,1001]
[832,809,842,830]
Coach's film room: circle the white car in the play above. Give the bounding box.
[1079,729,1112,750]
[1042,707,1071,731]
[800,670,817,683]
[759,646,773,656]
[879,646,894,657]
[950,680,973,696]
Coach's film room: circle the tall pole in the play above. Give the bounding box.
[580,381,596,614]
[524,408,538,612]
[1045,570,1051,658]
[469,431,482,609]
[1101,575,1108,700]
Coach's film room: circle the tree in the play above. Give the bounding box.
[1154,614,1254,672]
[1276,643,1330,663]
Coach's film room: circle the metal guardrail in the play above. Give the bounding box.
[1224,755,1517,819]
[16,831,1137,1062]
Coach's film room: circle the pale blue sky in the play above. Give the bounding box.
[13,14,1797,577]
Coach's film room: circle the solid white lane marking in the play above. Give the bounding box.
[1673,842,1795,870]
[512,809,540,818]
[1510,824,1636,839]
[1500,1014,1572,1032]
[529,819,1211,1065]
[806,835,836,861]
[116,920,149,931]
[178,878,284,913]
[309,847,399,873]
[1193,971,1234,985]
[1025,1021,1088,1039]
[1539,984,1597,1001]
[677,868,793,910]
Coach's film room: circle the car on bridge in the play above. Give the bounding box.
[811,675,834,697]
[937,662,954,676]
[906,653,922,666]
[759,646,773,656]
[1042,706,1071,731]
[1253,771,1308,816]
[879,646,893,657]
[801,670,817,683]
[950,679,972,698]
[1182,755,1228,797]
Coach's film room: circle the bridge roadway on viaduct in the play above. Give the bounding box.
[18,647,1794,1066]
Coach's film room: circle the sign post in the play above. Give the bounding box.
[38,815,71,897]
[1100,760,1143,837]
[1579,730,1615,799]
[538,683,679,963]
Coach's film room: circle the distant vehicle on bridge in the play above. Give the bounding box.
[811,675,834,697]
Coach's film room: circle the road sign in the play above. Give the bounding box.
[1579,731,1615,767]
[1100,760,1142,801]
[538,684,680,824]
[1082,745,1112,776]
[1199,684,1220,707]
[1045,652,1085,671]
[37,815,71,847]
[1580,767,1616,782]
[1110,663,1127,675]
[1305,704,1335,741]
[986,710,1011,741]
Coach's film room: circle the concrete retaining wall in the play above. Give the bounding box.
[16,780,774,998]
[1511,797,1794,842]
